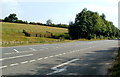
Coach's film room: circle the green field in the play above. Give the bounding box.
[1,22,69,46]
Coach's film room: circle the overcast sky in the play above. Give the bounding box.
[1,0,119,28]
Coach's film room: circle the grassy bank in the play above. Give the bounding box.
[109,44,120,77]
[1,22,70,47]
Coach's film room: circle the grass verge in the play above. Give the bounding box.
[109,43,120,77]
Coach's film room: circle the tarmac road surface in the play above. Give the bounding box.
[0,40,119,75]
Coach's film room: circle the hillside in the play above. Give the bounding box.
[1,22,68,46]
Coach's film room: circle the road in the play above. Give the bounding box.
[0,40,119,75]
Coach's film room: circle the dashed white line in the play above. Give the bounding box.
[55,55,59,57]
[0,66,8,69]
[21,61,28,64]
[63,53,66,55]
[44,57,49,59]
[105,63,112,65]
[0,54,33,61]
[58,54,62,56]
[29,60,36,62]
[37,58,43,60]
[29,48,36,51]
[49,56,54,58]
[10,63,19,66]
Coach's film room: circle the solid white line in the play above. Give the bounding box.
[21,61,28,64]
[10,63,19,66]
[37,58,43,60]
[0,54,33,61]
[14,49,19,53]
[0,66,8,69]
[51,58,79,70]
[29,60,36,62]
[4,53,12,55]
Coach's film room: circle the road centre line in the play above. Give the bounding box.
[44,57,49,59]
[2,45,98,69]
[49,56,54,58]
[10,63,19,66]
[29,60,36,62]
[21,61,28,64]
[37,58,43,60]
[0,66,8,69]
[29,48,36,51]
[0,54,33,61]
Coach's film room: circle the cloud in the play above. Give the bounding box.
[1,0,23,18]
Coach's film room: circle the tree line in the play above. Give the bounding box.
[1,9,120,40]
[1,13,69,28]
[68,8,120,40]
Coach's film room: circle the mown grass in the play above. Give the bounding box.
[109,43,120,77]
[1,22,69,47]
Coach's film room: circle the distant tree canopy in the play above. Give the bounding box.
[3,13,18,22]
[68,8,120,40]
[46,19,52,25]
[3,13,28,24]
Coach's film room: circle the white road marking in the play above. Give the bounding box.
[51,58,79,70]
[29,60,36,62]
[44,57,49,59]
[83,64,89,66]
[4,53,12,55]
[0,66,8,69]
[21,61,28,64]
[47,59,79,75]
[87,52,95,54]
[58,54,62,56]
[29,48,36,51]
[47,67,67,75]
[49,56,54,58]
[105,63,112,65]
[13,49,19,53]
[37,58,43,60]
[0,54,33,61]
[63,53,66,55]
[55,55,59,57]
[10,63,19,66]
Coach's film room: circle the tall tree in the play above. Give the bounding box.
[46,19,52,25]
[68,8,120,40]
[4,13,18,22]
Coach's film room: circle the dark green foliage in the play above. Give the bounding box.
[46,19,52,25]
[3,13,18,22]
[110,47,120,77]
[68,8,120,40]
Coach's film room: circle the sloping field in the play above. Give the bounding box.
[1,22,68,46]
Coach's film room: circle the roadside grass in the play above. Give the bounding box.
[1,22,69,47]
[1,22,113,47]
[109,44,120,77]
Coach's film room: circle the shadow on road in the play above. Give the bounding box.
[10,47,118,76]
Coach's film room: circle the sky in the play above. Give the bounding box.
[1,0,120,28]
